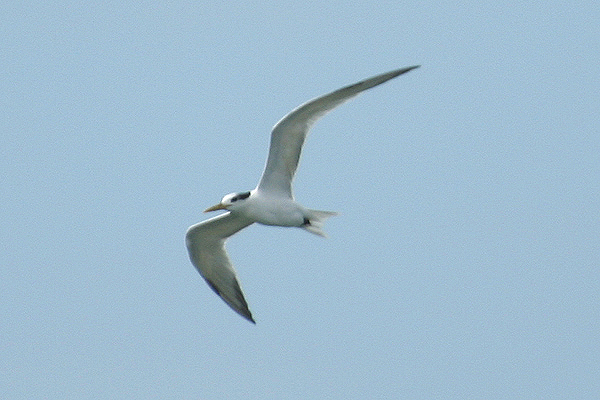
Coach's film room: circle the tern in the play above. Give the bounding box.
[186,65,419,323]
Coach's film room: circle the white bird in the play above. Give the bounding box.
[186,65,419,323]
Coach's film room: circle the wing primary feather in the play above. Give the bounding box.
[256,65,420,197]
[186,212,256,323]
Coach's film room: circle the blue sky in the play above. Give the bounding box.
[2,1,599,399]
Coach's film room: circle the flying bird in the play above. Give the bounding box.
[186,65,420,323]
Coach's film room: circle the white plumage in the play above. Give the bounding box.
[186,65,419,323]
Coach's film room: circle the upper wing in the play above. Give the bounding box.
[185,212,255,323]
[256,65,420,197]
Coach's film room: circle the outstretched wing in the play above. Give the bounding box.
[185,212,255,323]
[256,65,420,197]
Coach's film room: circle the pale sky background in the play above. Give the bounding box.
[2,1,599,399]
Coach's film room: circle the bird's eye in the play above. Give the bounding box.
[231,197,238,202]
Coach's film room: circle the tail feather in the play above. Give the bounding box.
[303,209,338,237]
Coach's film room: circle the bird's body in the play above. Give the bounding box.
[186,65,419,323]
[238,190,306,227]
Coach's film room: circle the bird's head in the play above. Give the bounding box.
[204,191,252,212]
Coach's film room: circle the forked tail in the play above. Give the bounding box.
[302,209,338,237]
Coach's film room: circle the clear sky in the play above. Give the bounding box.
[2,1,599,399]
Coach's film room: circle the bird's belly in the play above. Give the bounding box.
[247,201,305,227]
[255,210,304,227]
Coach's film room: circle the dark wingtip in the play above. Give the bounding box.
[237,308,255,324]
[204,277,255,323]
[232,298,256,324]
[396,65,420,75]
[240,307,256,324]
